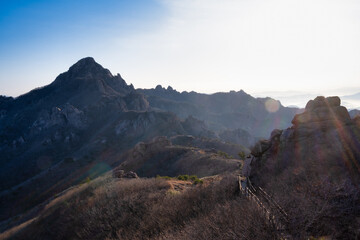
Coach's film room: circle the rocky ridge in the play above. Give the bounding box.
[138,85,300,138]
[116,136,242,178]
[251,96,354,158]
[249,96,360,238]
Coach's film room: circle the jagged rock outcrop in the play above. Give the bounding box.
[32,104,87,131]
[251,140,271,157]
[291,96,351,136]
[251,129,282,157]
[250,96,360,184]
[251,96,355,156]
[248,96,360,239]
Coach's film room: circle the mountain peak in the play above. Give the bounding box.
[76,56,96,63]
[65,57,112,79]
[43,57,139,106]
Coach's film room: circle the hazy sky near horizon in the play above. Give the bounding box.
[1,0,360,105]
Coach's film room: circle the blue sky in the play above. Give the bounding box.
[0,0,163,52]
[1,0,360,108]
[0,0,165,96]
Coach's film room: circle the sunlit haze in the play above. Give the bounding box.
[1,0,360,108]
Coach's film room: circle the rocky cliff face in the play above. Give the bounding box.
[291,96,351,134]
[251,96,357,170]
[249,96,360,238]
[32,104,87,131]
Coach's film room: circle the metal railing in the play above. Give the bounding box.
[238,175,289,232]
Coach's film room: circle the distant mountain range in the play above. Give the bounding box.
[342,92,360,109]
[138,86,300,137]
[0,57,300,222]
[1,58,360,239]
[254,91,360,110]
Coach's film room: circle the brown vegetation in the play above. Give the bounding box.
[116,137,242,178]
[5,174,277,240]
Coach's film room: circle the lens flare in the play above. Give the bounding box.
[265,99,280,113]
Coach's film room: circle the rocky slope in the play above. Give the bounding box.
[0,173,273,240]
[250,96,360,238]
[251,96,358,179]
[0,58,148,188]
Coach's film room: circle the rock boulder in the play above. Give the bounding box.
[292,96,350,130]
[113,169,139,179]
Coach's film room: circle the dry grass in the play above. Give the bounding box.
[167,180,193,192]
[0,218,37,239]
[0,181,89,239]
[6,174,277,240]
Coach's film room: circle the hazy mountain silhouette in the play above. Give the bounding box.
[341,92,360,109]
[349,109,360,118]
[138,86,300,138]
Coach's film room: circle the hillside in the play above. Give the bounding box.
[249,96,360,239]
[115,136,244,178]
[0,173,276,240]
